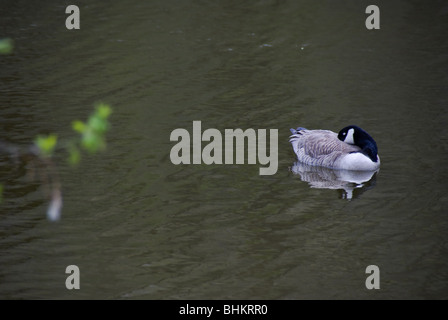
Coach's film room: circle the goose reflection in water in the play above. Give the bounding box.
[290,161,379,200]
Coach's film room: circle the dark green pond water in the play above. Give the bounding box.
[1,0,448,299]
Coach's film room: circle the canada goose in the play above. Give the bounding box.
[289,125,380,171]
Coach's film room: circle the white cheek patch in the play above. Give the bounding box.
[345,128,355,144]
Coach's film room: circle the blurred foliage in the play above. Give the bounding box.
[31,103,113,165]
[0,38,13,54]
[35,134,58,158]
[0,104,113,219]
[0,38,113,221]
[69,103,113,165]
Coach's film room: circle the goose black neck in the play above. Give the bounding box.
[359,138,378,162]
[345,126,378,162]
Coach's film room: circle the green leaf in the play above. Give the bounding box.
[95,103,112,119]
[81,130,104,153]
[35,134,58,157]
[68,145,81,166]
[72,120,86,133]
[0,38,13,54]
[88,115,107,133]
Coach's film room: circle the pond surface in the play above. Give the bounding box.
[1,0,448,299]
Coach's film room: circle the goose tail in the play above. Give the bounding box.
[290,127,307,135]
[289,127,307,144]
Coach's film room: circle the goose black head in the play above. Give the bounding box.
[338,125,379,162]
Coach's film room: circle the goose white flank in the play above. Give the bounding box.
[289,125,380,171]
